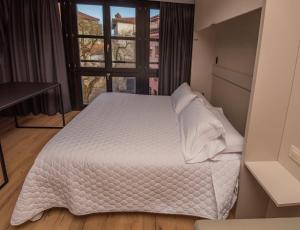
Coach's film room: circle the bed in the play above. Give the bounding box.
[11,93,241,225]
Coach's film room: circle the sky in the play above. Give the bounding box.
[150,9,160,17]
[111,6,135,18]
[77,4,159,22]
[77,4,103,22]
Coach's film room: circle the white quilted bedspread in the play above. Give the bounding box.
[11,93,240,225]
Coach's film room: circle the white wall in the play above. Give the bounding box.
[191,10,261,101]
[194,0,263,31]
[210,10,261,134]
[215,9,261,76]
[190,28,216,100]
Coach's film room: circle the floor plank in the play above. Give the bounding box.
[82,213,108,230]
[0,112,198,230]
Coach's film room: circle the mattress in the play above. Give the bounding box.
[11,93,241,225]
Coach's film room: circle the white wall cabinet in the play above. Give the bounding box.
[193,0,300,219]
[236,0,300,218]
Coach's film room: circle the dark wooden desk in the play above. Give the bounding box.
[0,82,65,189]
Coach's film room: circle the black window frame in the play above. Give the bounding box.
[59,0,160,109]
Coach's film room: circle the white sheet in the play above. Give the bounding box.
[11,93,240,225]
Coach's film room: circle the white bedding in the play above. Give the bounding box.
[11,93,240,225]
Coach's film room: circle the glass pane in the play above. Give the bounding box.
[78,38,105,67]
[112,77,136,93]
[77,4,103,36]
[80,61,105,68]
[81,76,106,104]
[112,63,135,68]
[111,39,136,68]
[149,41,159,69]
[111,6,136,37]
[149,63,159,69]
[150,9,160,39]
[149,77,159,95]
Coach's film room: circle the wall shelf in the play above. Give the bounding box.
[245,161,300,207]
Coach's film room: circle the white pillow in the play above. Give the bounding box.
[192,91,244,153]
[193,91,213,109]
[210,107,244,153]
[171,83,197,114]
[179,99,226,163]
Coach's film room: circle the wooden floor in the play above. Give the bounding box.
[0,112,197,230]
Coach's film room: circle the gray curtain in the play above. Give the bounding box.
[0,0,71,115]
[158,2,194,95]
[0,0,11,83]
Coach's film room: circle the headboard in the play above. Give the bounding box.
[211,65,252,135]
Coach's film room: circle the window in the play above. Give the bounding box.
[111,6,136,68]
[149,9,160,69]
[61,1,160,107]
[148,8,160,95]
[76,4,105,68]
[111,39,136,68]
[112,77,136,93]
[81,76,107,105]
[149,77,159,95]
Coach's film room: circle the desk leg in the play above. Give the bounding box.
[0,142,9,189]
